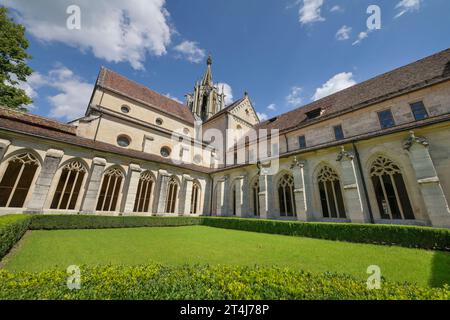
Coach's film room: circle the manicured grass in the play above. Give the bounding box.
[3,226,449,287]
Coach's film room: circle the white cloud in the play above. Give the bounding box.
[164,93,183,104]
[3,0,173,70]
[312,72,356,101]
[330,5,343,13]
[20,66,93,120]
[257,112,269,121]
[352,31,370,46]
[173,40,206,64]
[336,25,352,41]
[395,0,422,18]
[286,86,303,106]
[267,103,277,111]
[217,83,233,105]
[299,0,325,25]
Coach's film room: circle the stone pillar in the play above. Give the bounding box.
[403,131,450,228]
[336,147,370,223]
[179,174,194,215]
[156,170,170,214]
[26,149,64,213]
[80,157,106,214]
[220,175,230,216]
[0,139,11,160]
[258,173,277,219]
[234,175,249,217]
[123,164,142,215]
[290,158,309,221]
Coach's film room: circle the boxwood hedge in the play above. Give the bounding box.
[0,215,32,259]
[0,264,448,300]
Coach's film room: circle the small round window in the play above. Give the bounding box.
[121,105,130,113]
[117,135,131,147]
[193,155,202,164]
[183,128,190,135]
[156,118,164,126]
[160,146,171,158]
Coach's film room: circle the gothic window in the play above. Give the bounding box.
[96,167,124,212]
[165,177,179,213]
[252,178,260,216]
[278,174,296,217]
[317,166,346,218]
[370,156,414,220]
[0,153,39,208]
[190,182,200,214]
[133,171,154,213]
[50,161,87,210]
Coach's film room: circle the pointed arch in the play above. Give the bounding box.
[0,152,40,208]
[250,175,260,216]
[316,165,346,218]
[165,176,179,213]
[133,170,155,213]
[190,180,201,214]
[50,159,88,210]
[277,172,296,217]
[369,155,414,220]
[96,166,125,212]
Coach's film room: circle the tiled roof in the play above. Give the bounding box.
[256,48,450,132]
[0,108,211,174]
[97,67,195,125]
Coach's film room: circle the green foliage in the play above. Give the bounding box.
[0,264,448,300]
[0,215,32,259]
[29,214,201,230]
[0,7,34,111]
[200,217,450,251]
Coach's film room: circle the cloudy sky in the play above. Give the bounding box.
[2,0,449,121]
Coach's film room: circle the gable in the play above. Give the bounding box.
[228,97,259,125]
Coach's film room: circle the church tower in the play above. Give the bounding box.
[186,55,226,122]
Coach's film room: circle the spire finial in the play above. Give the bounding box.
[207,54,212,66]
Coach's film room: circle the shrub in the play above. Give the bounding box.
[0,264,448,300]
[199,217,450,251]
[0,215,32,259]
[30,215,201,230]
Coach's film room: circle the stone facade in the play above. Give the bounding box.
[0,50,450,228]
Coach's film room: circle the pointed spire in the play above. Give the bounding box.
[202,54,213,86]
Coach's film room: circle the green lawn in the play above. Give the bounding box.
[2,225,449,287]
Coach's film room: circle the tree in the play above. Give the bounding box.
[0,6,33,111]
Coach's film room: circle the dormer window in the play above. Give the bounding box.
[306,108,322,120]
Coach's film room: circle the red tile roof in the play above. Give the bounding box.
[256,48,450,132]
[97,67,195,125]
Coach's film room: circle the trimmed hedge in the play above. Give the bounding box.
[29,215,201,230]
[0,215,32,259]
[200,217,450,251]
[0,264,449,300]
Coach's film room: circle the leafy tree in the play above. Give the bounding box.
[0,6,33,111]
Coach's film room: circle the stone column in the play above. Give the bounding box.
[26,149,64,213]
[336,147,370,223]
[80,157,106,214]
[179,174,194,215]
[0,139,11,160]
[258,172,277,219]
[123,164,142,215]
[290,158,309,221]
[234,175,249,217]
[220,175,230,216]
[403,131,450,228]
[156,170,170,214]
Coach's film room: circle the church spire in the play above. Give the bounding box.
[202,54,213,87]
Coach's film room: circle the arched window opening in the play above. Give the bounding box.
[278,174,296,217]
[370,156,414,220]
[0,153,39,208]
[96,167,124,212]
[165,177,178,213]
[190,182,200,214]
[232,183,237,216]
[133,171,154,213]
[317,166,346,218]
[252,178,260,216]
[51,161,87,210]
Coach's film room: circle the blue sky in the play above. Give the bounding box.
[3,0,450,122]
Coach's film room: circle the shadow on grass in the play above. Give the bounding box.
[429,250,450,288]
